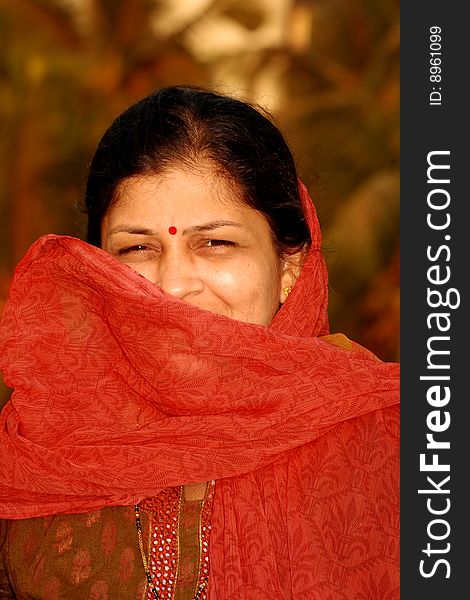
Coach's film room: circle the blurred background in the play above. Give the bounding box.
[0,0,399,404]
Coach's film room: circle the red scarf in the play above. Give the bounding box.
[0,184,399,598]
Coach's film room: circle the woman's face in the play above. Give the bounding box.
[101,167,299,326]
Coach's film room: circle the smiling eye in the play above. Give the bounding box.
[204,239,236,248]
[118,244,149,255]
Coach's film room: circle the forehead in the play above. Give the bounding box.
[104,168,274,241]
[109,168,249,221]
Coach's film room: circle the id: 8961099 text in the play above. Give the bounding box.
[429,26,442,106]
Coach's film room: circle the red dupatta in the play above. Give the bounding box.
[0,184,399,598]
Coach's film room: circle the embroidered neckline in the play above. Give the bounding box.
[135,481,215,600]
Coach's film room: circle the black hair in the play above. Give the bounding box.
[84,86,310,255]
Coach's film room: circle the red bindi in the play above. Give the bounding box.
[168,226,177,235]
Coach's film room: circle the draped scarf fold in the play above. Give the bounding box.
[0,184,399,597]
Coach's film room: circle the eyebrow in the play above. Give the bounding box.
[184,220,242,234]
[108,220,243,236]
[108,226,156,235]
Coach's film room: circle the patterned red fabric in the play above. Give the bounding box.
[0,184,399,597]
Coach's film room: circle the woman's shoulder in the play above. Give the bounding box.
[320,332,383,361]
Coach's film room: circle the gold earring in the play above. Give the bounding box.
[283,285,292,297]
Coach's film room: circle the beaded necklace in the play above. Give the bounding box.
[134,482,214,600]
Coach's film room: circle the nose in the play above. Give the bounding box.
[157,249,203,300]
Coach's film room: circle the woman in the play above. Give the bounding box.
[0,87,399,599]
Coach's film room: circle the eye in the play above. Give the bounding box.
[203,239,237,248]
[117,244,151,256]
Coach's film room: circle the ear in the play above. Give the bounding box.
[279,245,308,304]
